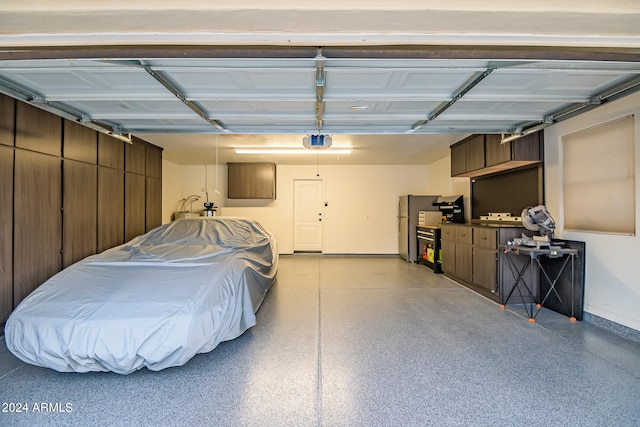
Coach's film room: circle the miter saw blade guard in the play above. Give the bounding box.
[521,205,556,239]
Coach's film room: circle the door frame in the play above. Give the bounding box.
[293,178,324,253]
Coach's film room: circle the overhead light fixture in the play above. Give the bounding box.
[235,148,351,155]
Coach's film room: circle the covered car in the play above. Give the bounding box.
[4,217,278,374]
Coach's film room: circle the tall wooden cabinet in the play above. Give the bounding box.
[14,150,62,306]
[145,145,163,231]
[63,160,98,268]
[0,93,163,326]
[62,121,98,268]
[13,103,62,307]
[0,145,14,324]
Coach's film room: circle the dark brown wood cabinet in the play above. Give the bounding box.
[441,224,472,281]
[441,224,531,301]
[485,132,542,171]
[16,102,62,156]
[0,145,13,324]
[454,226,473,282]
[126,138,146,175]
[464,134,485,173]
[452,133,542,177]
[1,95,163,326]
[484,134,511,166]
[146,177,162,231]
[63,121,97,164]
[0,93,15,146]
[450,134,485,176]
[473,227,498,292]
[228,162,276,199]
[14,150,62,305]
[98,133,124,169]
[97,166,125,253]
[450,143,466,176]
[146,145,162,179]
[63,159,98,268]
[125,172,146,241]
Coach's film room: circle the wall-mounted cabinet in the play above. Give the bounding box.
[451,133,542,177]
[228,162,276,199]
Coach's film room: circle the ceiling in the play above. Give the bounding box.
[1,2,640,165]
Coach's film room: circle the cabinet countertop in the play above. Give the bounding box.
[441,222,525,229]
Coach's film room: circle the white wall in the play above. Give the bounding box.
[163,163,437,254]
[161,159,183,225]
[162,93,640,334]
[424,155,472,222]
[544,91,640,331]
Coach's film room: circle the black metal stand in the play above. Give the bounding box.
[501,245,579,323]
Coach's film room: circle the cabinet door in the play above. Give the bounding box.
[484,134,511,166]
[126,140,146,175]
[0,93,14,146]
[0,146,13,324]
[15,102,62,156]
[464,134,485,172]
[474,247,497,291]
[63,160,97,268]
[125,172,146,242]
[440,224,455,241]
[145,146,163,179]
[474,227,496,249]
[455,244,473,282]
[455,226,473,245]
[98,133,124,169]
[441,240,456,274]
[146,177,162,231]
[228,162,276,199]
[450,143,466,176]
[512,132,542,161]
[97,166,124,252]
[14,151,61,306]
[64,121,97,164]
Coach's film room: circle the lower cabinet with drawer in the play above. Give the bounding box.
[441,224,529,301]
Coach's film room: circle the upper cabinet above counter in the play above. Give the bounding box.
[451,133,543,177]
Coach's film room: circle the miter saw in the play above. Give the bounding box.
[512,205,557,249]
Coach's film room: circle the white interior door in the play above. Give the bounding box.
[294,179,323,252]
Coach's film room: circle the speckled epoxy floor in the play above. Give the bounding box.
[1,255,640,426]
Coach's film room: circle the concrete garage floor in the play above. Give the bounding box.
[1,255,639,426]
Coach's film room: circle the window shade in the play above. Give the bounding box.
[562,115,635,234]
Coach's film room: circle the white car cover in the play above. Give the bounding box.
[4,217,278,374]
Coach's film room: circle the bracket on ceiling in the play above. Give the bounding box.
[501,73,640,144]
[314,47,326,131]
[0,75,133,144]
[410,68,495,132]
[141,64,226,132]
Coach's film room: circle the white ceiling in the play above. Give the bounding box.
[1,2,639,165]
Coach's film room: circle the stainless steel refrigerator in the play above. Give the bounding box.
[398,195,440,261]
